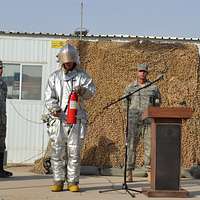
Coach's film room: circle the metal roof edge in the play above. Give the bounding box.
[0,30,199,42]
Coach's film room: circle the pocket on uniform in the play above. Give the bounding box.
[47,118,59,137]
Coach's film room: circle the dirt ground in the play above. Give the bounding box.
[0,166,200,200]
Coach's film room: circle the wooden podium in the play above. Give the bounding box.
[142,107,192,198]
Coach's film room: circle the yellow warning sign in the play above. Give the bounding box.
[51,40,66,48]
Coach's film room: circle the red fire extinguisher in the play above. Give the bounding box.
[66,90,78,124]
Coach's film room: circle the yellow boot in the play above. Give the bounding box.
[50,181,64,192]
[68,183,80,192]
[127,170,133,182]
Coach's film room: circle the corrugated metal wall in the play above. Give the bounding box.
[0,35,64,163]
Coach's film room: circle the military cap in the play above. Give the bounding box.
[137,63,148,72]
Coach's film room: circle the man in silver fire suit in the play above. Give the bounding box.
[0,60,13,178]
[123,63,161,182]
[44,44,96,192]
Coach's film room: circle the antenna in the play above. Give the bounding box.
[80,0,83,40]
[74,1,88,38]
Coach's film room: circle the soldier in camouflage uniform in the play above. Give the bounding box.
[0,60,13,178]
[123,64,161,182]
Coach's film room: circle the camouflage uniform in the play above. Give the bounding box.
[123,80,161,170]
[0,61,12,178]
[0,77,7,153]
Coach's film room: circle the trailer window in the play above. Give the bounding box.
[21,65,42,100]
[2,64,20,99]
[3,64,42,100]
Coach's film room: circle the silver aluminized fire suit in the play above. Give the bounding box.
[44,46,95,184]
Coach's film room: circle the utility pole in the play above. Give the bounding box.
[80,0,83,40]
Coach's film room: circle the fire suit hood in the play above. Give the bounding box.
[57,44,80,65]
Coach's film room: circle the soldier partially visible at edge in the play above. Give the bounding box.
[0,60,13,178]
[123,63,161,182]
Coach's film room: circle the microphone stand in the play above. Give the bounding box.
[99,75,163,198]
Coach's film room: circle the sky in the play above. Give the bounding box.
[0,0,200,38]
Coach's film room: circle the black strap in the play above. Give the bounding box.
[64,105,68,113]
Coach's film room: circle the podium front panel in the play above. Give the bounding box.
[155,123,181,190]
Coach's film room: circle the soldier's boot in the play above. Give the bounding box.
[67,183,80,192]
[127,170,133,182]
[50,181,64,192]
[0,152,13,178]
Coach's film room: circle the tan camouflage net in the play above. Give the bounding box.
[33,39,200,174]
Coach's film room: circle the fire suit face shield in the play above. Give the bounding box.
[62,62,76,73]
[58,53,74,64]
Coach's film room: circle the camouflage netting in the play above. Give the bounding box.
[33,39,200,174]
